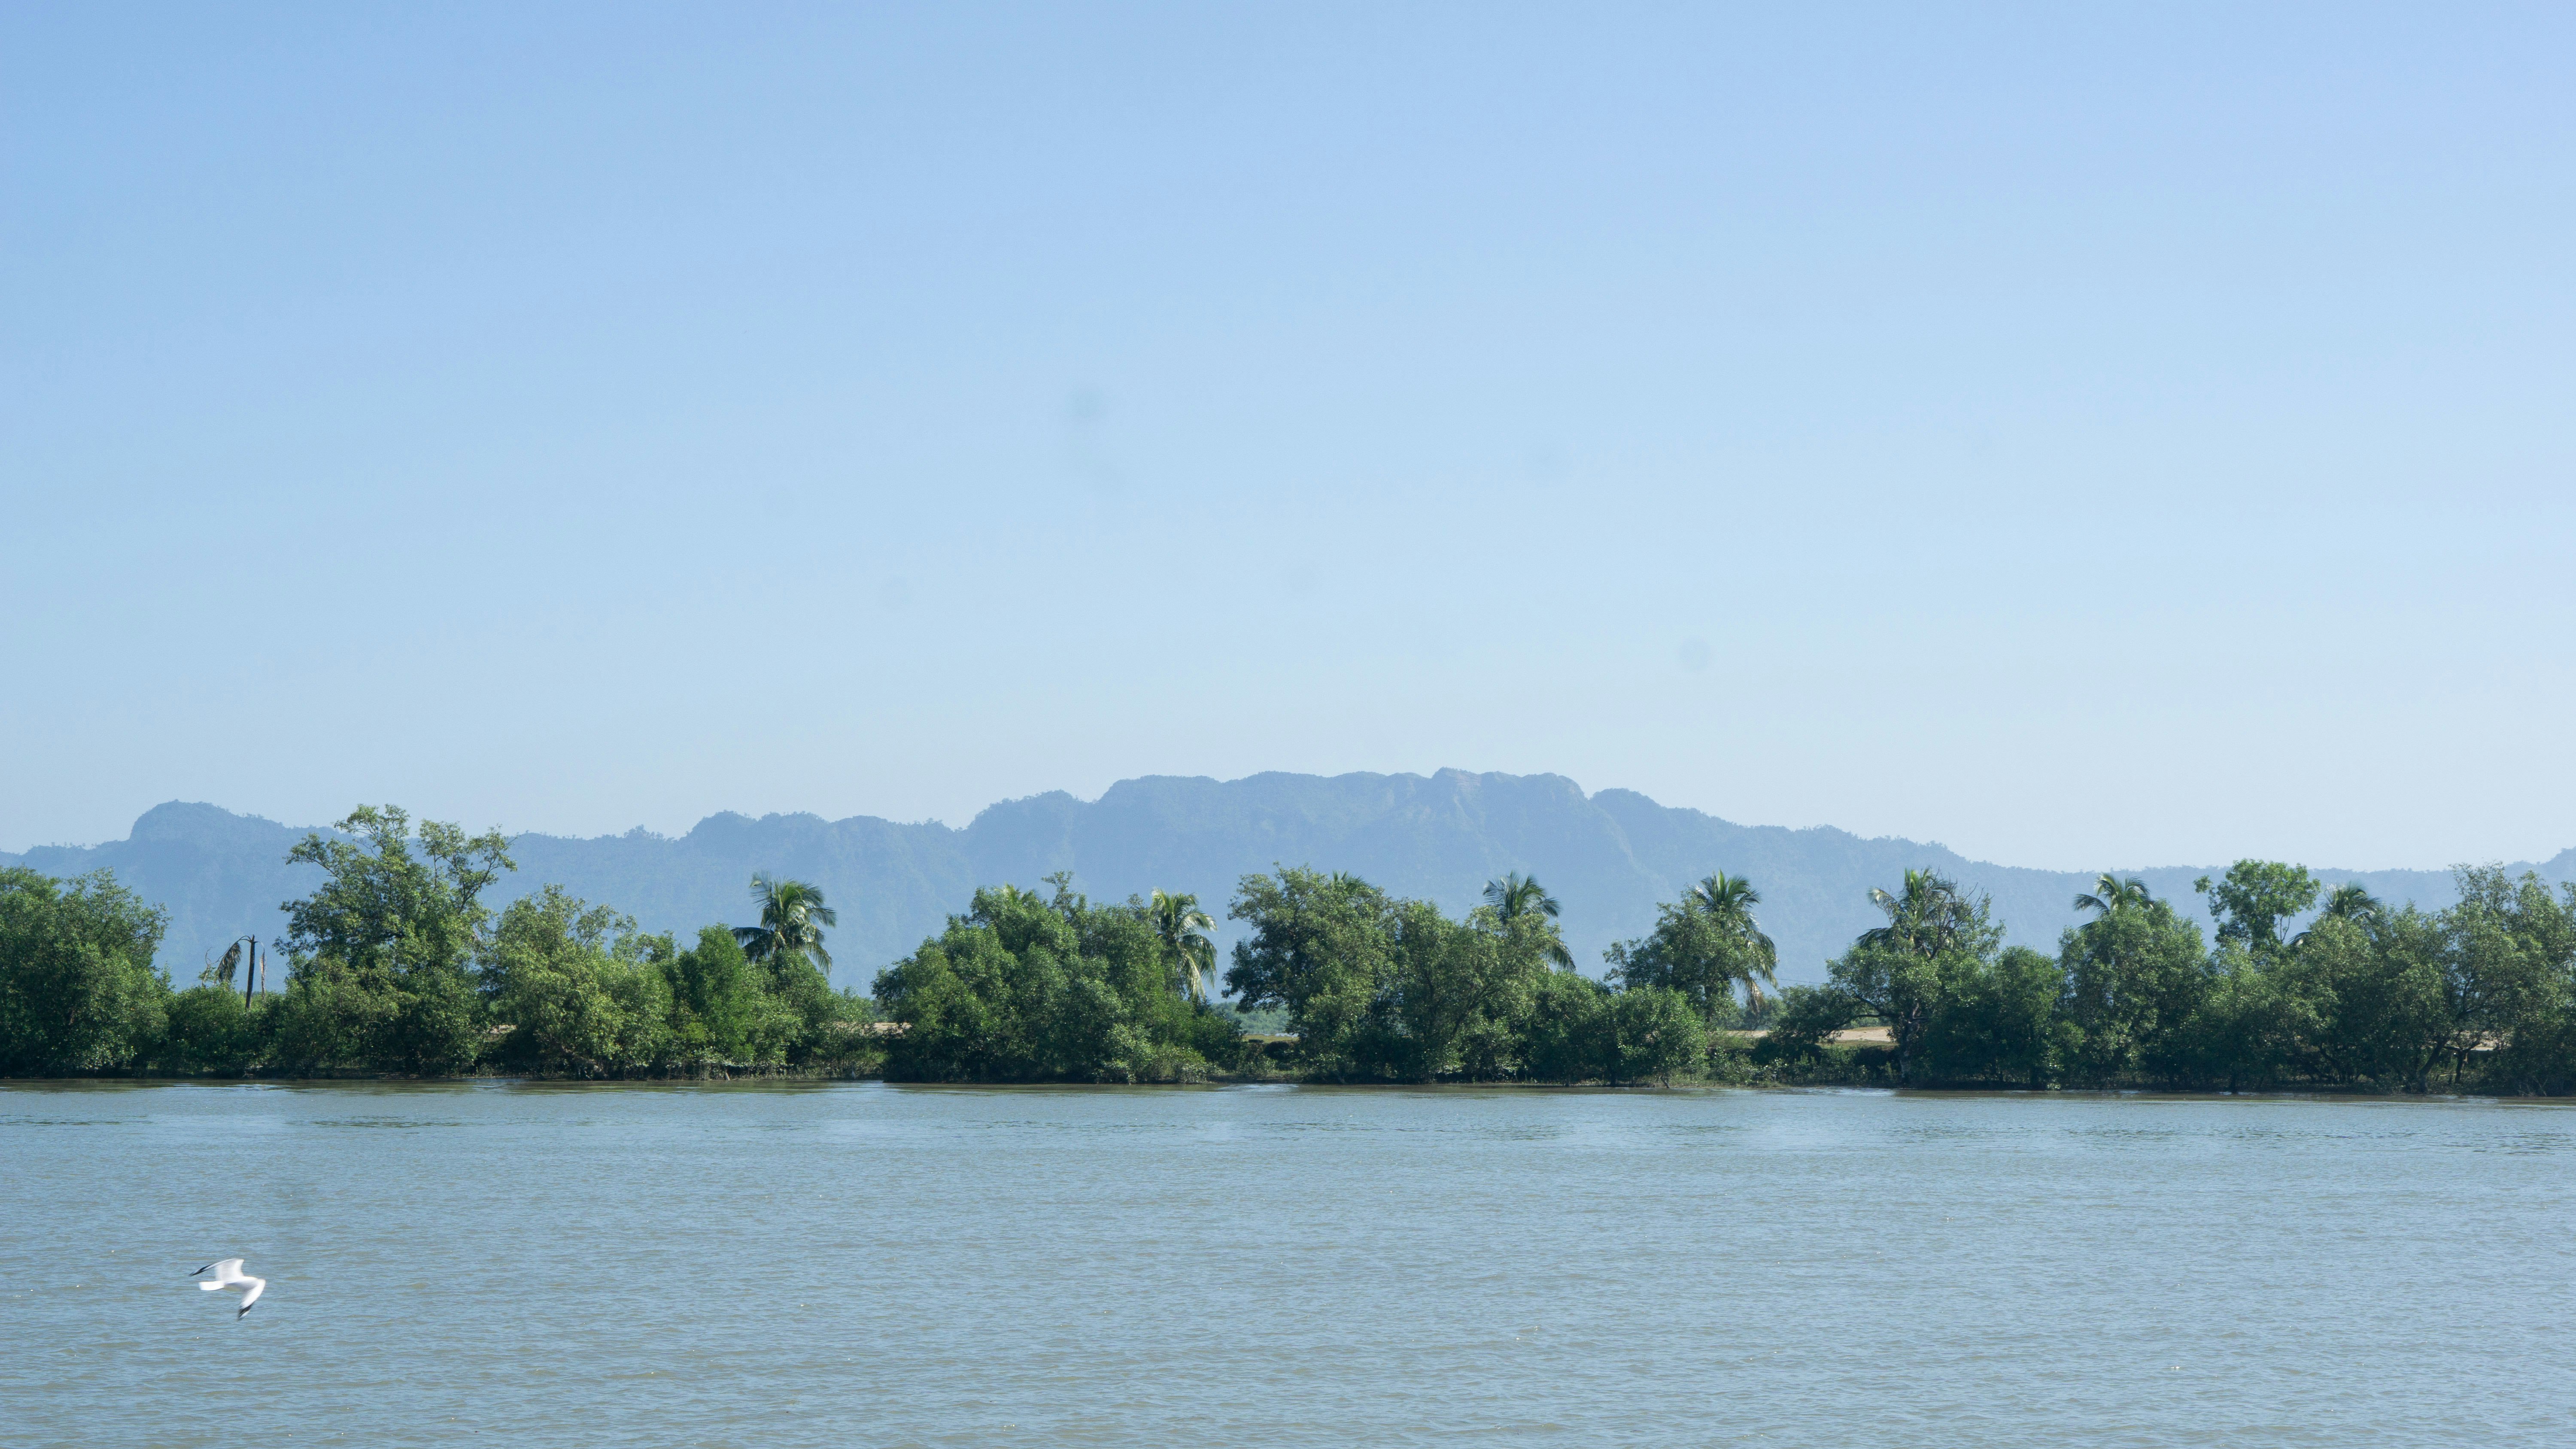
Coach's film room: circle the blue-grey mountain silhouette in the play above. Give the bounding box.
[9,771,2565,992]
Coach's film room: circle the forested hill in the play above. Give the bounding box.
[10,770,2570,990]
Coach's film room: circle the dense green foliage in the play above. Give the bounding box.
[0,867,170,1074]
[11,805,2576,1093]
[1221,867,1701,1083]
[0,806,873,1078]
[1604,872,1779,1028]
[264,806,513,1074]
[1759,864,2576,1093]
[872,876,1242,1081]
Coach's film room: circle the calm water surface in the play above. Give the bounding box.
[5,1083,2571,1447]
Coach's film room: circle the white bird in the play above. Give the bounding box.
[191,1259,266,1319]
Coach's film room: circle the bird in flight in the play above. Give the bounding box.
[191,1259,266,1319]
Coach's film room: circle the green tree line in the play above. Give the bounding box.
[0,807,875,1077]
[9,805,2576,1092]
[854,857,2576,1091]
[867,874,1245,1082]
[1759,862,2576,1094]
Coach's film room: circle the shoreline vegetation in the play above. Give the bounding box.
[6,804,2576,1095]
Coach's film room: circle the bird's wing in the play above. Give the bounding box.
[236,1279,264,1313]
[210,1258,243,1279]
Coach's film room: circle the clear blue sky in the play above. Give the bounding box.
[5,3,2571,870]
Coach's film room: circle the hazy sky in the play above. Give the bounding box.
[6,3,2572,869]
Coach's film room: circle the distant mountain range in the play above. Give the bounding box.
[9,770,2569,992]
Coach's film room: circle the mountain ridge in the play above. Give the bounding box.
[7,771,2569,991]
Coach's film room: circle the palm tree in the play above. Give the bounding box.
[1688,872,1778,1009]
[1149,888,1218,1003]
[1483,871,1560,923]
[733,872,838,970]
[1859,868,1973,956]
[1484,871,1576,968]
[2073,873,2154,916]
[2293,882,2384,947]
[2320,881,2383,923]
[1849,869,1984,1085]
